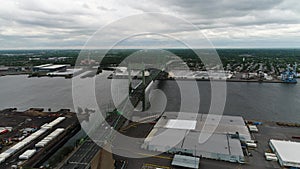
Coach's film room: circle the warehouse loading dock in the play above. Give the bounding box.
[171,154,200,169]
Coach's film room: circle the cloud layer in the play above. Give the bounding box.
[0,0,300,49]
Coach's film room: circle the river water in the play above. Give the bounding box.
[0,73,300,123]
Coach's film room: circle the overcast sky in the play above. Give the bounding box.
[0,0,300,49]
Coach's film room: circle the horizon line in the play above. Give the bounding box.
[1,47,300,51]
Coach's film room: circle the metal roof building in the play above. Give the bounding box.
[154,112,251,141]
[269,139,300,168]
[142,112,248,163]
[172,154,200,169]
[33,64,68,72]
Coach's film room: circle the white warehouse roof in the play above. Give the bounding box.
[33,64,53,68]
[165,119,197,130]
[270,139,300,167]
[41,64,67,69]
[155,112,251,141]
[142,112,248,163]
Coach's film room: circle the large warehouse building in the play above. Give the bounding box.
[33,64,68,72]
[269,139,300,168]
[142,112,250,163]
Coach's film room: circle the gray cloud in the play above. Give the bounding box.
[0,0,299,49]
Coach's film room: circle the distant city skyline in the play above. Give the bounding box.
[0,0,300,49]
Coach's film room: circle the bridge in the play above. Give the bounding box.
[60,67,169,169]
[129,68,168,109]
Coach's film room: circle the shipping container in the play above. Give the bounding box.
[253,121,262,125]
[32,130,45,136]
[0,152,12,159]
[246,140,257,143]
[12,143,25,150]
[0,157,5,163]
[248,125,258,132]
[35,143,45,148]
[0,153,10,159]
[0,129,9,134]
[19,149,36,160]
[265,155,278,161]
[246,143,257,148]
[265,153,276,157]
[5,127,13,132]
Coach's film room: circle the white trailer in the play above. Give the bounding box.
[265,155,278,161]
[265,152,276,157]
[19,149,36,160]
[246,143,257,148]
[248,125,258,132]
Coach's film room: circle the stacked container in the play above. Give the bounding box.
[19,149,36,160]
[0,117,66,164]
[35,128,65,148]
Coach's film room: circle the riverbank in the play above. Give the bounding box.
[109,74,296,84]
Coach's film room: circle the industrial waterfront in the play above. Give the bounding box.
[1,74,300,123]
[1,71,300,168]
[114,117,300,169]
[2,0,300,167]
[1,68,300,169]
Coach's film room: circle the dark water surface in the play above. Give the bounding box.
[1,74,300,122]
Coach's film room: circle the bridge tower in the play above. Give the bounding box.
[127,64,133,94]
[142,68,146,111]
